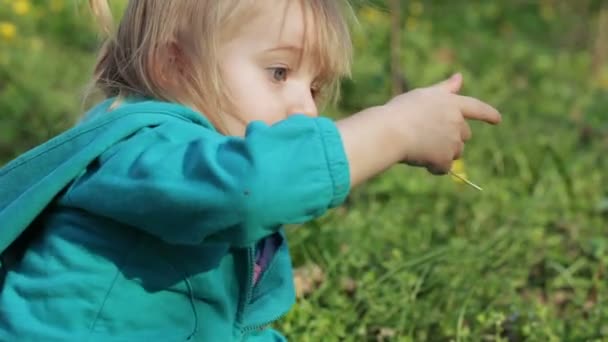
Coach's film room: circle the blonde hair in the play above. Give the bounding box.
[88,0,353,132]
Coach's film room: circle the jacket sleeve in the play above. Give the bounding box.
[61,114,350,247]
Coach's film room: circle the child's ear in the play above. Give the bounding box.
[168,42,187,75]
[151,42,187,89]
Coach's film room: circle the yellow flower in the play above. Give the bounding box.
[0,22,17,41]
[450,159,467,184]
[13,0,31,16]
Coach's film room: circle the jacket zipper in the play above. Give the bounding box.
[238,244,287,335]
[236,246,255,324]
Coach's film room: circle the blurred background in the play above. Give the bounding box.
[1,0,607,340]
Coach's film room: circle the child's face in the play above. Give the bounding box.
[218,0,320,136]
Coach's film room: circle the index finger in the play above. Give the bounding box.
[455,95,502,124]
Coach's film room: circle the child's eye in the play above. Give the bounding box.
[269,67,288,82]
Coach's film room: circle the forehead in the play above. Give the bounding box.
[238,0,311,48]
[220,0,351,89]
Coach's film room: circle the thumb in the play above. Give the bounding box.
[429,73,463,93]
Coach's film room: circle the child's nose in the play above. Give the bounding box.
[287,87,318,118]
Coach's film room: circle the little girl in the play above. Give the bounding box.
[0,0,501,340]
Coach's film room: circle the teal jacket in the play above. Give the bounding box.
[0,98,350,341]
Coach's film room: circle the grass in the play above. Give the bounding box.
[278,4,608,339]
[2,2,607,341]
[280,119,608,341]
[280,120,608,341]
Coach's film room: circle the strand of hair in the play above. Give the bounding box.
[89,0,114,36]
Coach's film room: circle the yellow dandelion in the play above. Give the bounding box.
[450,159,467,184]
[0,22,17,41]
[450,160,483,191]
[13,0,31,16]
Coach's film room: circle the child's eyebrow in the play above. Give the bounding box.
[263,45,303,54]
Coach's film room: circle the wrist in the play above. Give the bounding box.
[376,103,412,162]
